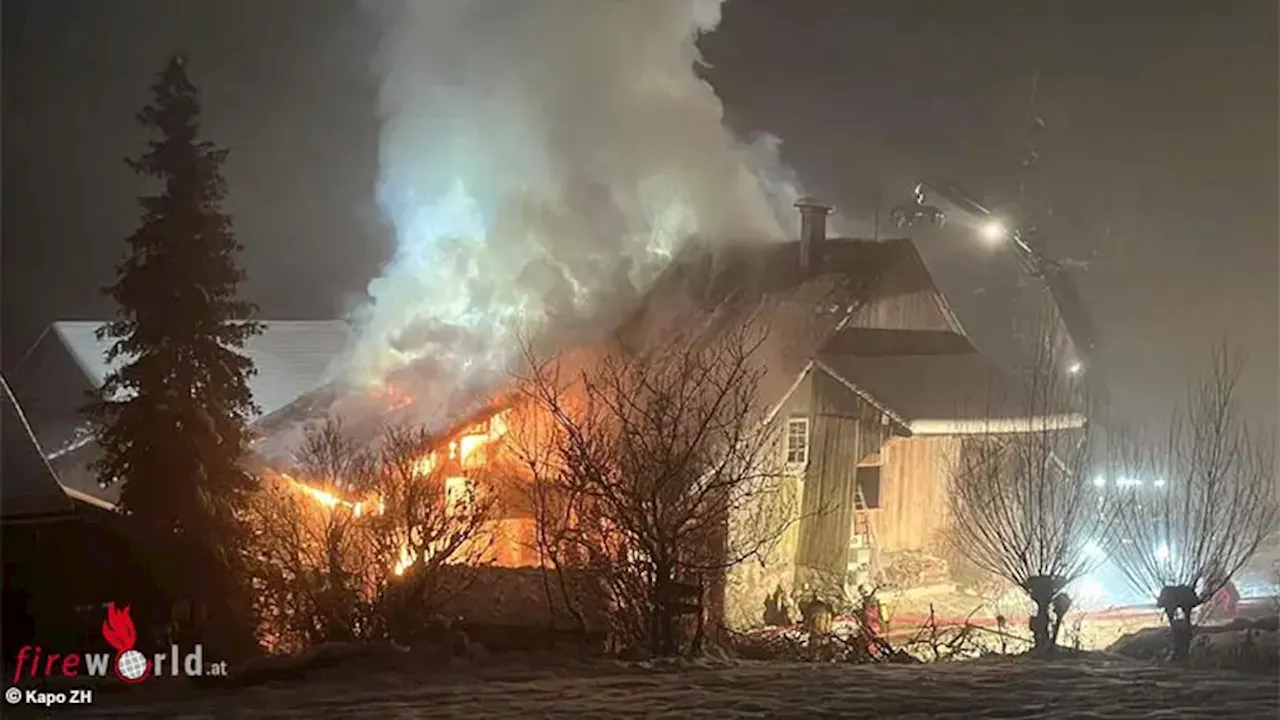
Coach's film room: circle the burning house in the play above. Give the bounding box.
[6,199,1086,634]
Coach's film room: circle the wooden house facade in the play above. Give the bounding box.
[705,200,1087,625]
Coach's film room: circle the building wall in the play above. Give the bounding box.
[722,371,811,630]
[722,471,803,630]
[794,369,894,596]
[866,435,960,553]
[483,517,540,568]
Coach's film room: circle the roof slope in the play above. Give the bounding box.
[650,236,961,332]
[816,329,1081,432]
[10,321,354,510]
[36,320,352,422]
[2,374,74,519]
[907,226,1090,376]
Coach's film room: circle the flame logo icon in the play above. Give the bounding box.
[101,603,151,683]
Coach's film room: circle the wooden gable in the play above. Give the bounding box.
[794,366,900,579]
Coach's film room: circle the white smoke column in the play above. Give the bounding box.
[352,0,799,424]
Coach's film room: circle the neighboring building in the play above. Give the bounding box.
[9,320,353,508]
[3,374,78,522]
[2,375,150,651]
[3,323,355,649]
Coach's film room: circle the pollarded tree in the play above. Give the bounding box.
[947,331,1120,654]
[88,54,261,650]
[1112,346,1278,661]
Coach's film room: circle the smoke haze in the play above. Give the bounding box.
[348,0,804,425]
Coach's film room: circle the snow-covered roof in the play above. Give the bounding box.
[44,320,352,421]
[10,320,355,511]
[815,328,1085,435]
[1,374,113,519]
[2,374,72,518]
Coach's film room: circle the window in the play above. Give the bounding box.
[855,465,881,509]
[444,476,470,516]
[785,417,809,466]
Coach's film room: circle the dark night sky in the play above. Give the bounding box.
[3,0,1277,428]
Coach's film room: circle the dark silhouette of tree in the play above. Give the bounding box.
[87,54,261,655]
[1112,346,1277,661]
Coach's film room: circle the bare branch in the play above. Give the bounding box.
[1110,344,1277,660]
[946,315,1118,652]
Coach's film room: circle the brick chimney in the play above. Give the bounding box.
[795,196,832,273]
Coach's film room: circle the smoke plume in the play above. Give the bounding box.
[350,0,801,426]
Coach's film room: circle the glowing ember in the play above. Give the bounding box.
[368,380,414,411]
[283,473,356,509]
[393,545,417,576]
[413,454,437,477]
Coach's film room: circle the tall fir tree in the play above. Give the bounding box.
[88,55,261,637]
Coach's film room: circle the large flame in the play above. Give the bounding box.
[277,409,515,576]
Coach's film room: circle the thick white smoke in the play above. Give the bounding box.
[350,0,801,425]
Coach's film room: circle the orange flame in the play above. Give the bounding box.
[368,380,413,411]
[271,408,520,575]
[393,545,417,576]
[101,602,138,652]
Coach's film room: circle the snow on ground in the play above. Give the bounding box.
[63,655,1278,719]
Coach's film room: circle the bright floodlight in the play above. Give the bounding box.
[1155,542,1171,562]
[1092,475,1106,488]
[977,218,1008,243]
[1077,577,1107,605]
[1068,361,1083,375]
[1083,540,1105,559]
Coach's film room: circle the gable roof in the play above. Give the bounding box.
[8,321,356,511]
[906,226,1091,376]
[652,236,965,335]
[2,375,73,519]
[9,320,355,497]
[34,320,353,421]
[1,375,112,520]
[814,329,1084,435]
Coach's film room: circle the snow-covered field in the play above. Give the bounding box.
[66,655,1278,719]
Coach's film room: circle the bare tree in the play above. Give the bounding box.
[509,306,795,656]
[947,332,1117,654]
[243,418,380,651]
[365,423,497,643]
[1112,346,1278,660]
[243,418,497,651]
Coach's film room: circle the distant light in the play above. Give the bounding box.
[1083,540,1105,559]
[977,219,1009,243]
[1116,476,1143,489]
[1068,361,1083,376]
[1092,475,1106,488]
[1154,478,1166,489]
[1077,577,1107,604]
[1155,543,1171,562]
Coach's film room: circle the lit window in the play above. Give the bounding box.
[444,476,470,516]
[785,417,809,466]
